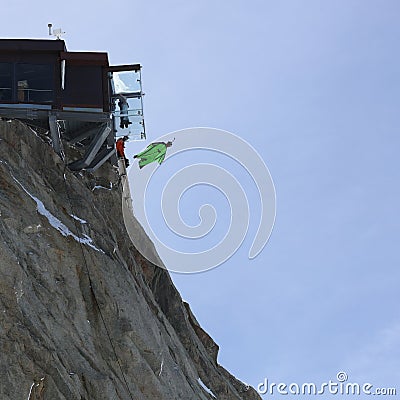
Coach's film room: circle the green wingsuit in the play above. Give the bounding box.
[134,142,169,169]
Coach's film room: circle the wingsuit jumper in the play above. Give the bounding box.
[133,141,173,169]
[116,135,130,167]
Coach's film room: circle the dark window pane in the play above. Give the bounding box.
[112,70,141,95]
[16,63,54,103]
[62,65,103,108]
[0,63,13,101]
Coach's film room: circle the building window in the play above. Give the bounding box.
[15,64,54,103]
[0,63,13,101]
[62,65,103,107]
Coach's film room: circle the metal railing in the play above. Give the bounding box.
[17,88,53,103]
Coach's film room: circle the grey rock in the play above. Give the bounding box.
[0,120,261,400]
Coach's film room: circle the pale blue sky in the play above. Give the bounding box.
[4,0,400,396]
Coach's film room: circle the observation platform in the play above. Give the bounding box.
[0,39,145,171]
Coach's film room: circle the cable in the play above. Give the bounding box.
[61,163,135,400]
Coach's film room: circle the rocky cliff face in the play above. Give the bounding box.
[0,120,261,400]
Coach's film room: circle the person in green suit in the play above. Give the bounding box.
[133,141,173,169]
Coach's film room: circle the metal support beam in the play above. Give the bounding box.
[66,125,100,144]
[0,106,111,123]
[86,147,115,172]
[68,122,112,170]
[48,113,63,157]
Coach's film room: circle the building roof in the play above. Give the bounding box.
[0,39,67,52]
[0,39,109,65]
[60,51,109,66]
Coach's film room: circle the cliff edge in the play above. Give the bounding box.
[0,120,261,400]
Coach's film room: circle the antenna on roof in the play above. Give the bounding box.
[48,23,65,40]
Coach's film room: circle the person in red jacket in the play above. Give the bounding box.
[116,136,130,167]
